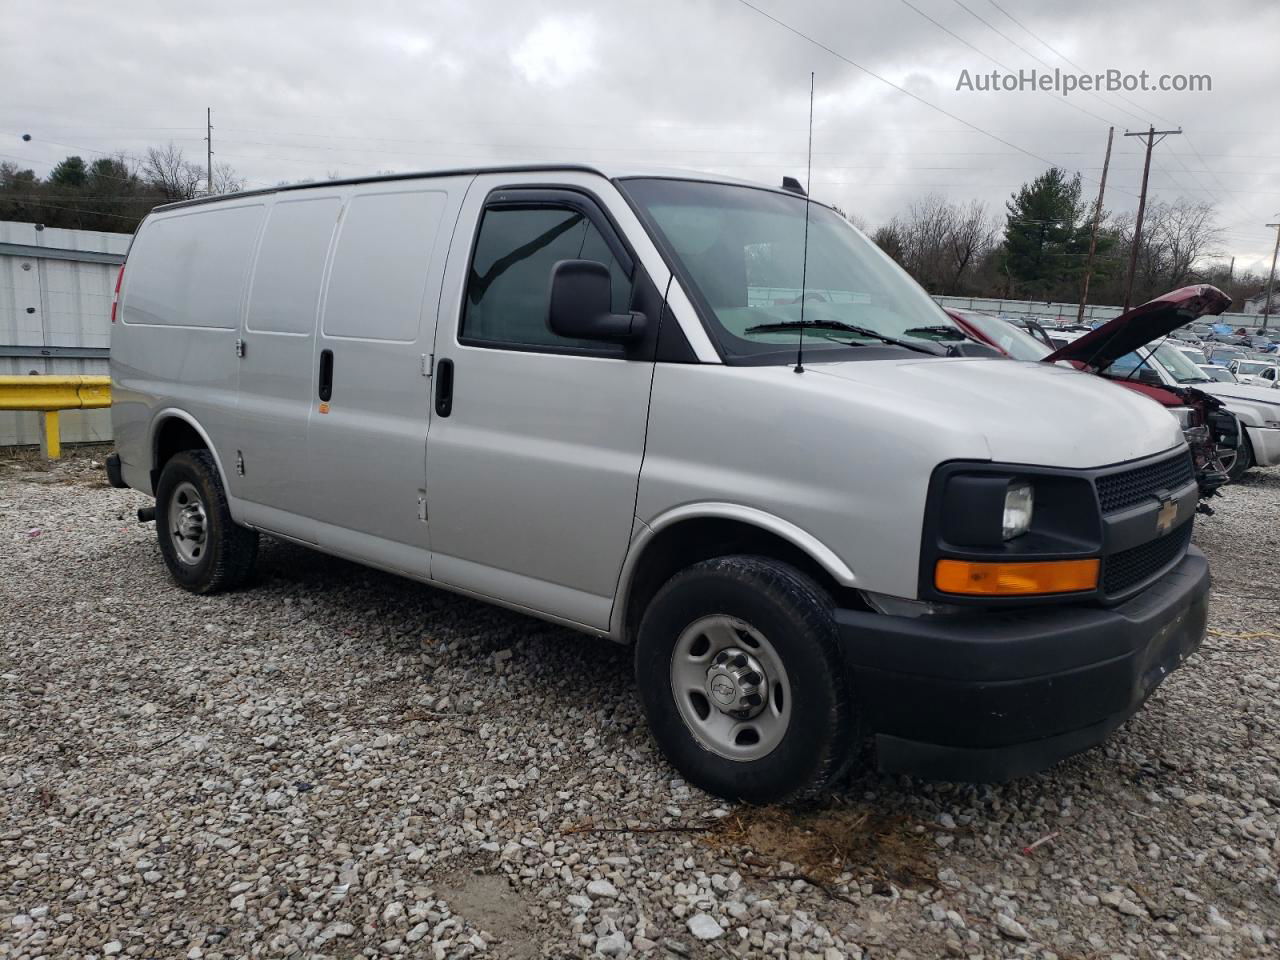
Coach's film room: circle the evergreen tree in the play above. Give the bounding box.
[48,155,88,188]
[1001,168,1090,299]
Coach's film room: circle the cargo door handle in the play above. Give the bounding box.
[318,349,334,401]
[434,358,454,417]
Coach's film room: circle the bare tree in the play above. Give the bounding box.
[947,200,998,291]
[870,195,997,294]
[871,223,906,265]
[140,143,203,201]
[211,161,245,195]
[1115,199,1222,301]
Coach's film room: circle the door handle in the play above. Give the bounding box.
[318,349,334,401]
[434,358,454,417]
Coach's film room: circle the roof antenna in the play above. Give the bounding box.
[795,71,815,375]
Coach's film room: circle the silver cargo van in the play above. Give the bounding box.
[107,165,1210,801]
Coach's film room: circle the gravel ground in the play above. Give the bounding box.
[2,447,1278,960]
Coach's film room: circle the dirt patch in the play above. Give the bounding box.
[709,804,935,891]
[435,870,538,959]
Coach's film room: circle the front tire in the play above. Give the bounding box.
[634,556,857,803]
[1225,432,1254,483]
[155,450,258,593]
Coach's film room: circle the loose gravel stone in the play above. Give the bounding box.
[686,913,724,940]
[994,914,1028,940]
[1,448,1278,959]
[586,879,619,899]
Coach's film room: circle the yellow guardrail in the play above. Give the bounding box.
[0,375,111,459]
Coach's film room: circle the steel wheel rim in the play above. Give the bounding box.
[169,480,208,565]
[669,614,792,762]
[1217,447,1237,477]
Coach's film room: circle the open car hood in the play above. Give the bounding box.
[1042,284,1231,369]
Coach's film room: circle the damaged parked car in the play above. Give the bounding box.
[1044,286,1280,483]
[948,288,1240,502]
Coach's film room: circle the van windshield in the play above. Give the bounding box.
[623,178,964,362]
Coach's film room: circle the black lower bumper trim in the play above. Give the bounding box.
[837,548,1210,781]
[104,452,127,489]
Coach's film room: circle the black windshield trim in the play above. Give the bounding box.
[720,344,930,366]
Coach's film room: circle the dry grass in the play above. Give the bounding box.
[0,443,115,482]
[709,804,934,891]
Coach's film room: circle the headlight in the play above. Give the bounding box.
[1167,405,1197,429]
[1002,481,1034,540]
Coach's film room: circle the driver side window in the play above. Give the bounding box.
[460,204,632,354]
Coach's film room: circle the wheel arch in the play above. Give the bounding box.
[148,410,232,496]
[611,504,861,645]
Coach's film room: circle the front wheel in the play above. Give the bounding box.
[1225,432,1255,484]
[634,556,857,802]
[155,450,258,593]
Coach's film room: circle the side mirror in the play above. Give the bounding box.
[547,259,647,342]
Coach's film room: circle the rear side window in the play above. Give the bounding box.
[323,189,448,342]
[247,196,341,335]
[123,204,264,328]
[460,206,632,351]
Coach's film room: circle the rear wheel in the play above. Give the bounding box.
[155,450,258,593]
[634,555,857,802]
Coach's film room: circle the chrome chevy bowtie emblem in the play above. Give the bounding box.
[1156,498,1178,535]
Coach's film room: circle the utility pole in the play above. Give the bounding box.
[206,107,213,196]
[1077,126,1114,325]
[1263,221,1280,332]
[1122,125,1181,311]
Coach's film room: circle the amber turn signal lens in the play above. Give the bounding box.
[935,557,1100,596]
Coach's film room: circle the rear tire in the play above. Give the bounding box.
[155,450,258,593]
[634,555,857,803]
[1225,432,1254,484]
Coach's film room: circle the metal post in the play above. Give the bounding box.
[1122,126,1181,311]
[1263,222,1280,333]
[1077,126,1113,325]
[206,107,213,195]
[39,411,61,460]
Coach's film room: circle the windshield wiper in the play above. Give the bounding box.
[745,319,943,356]
[902,325,967,341]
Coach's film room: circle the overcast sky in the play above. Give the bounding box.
[4,0,1279,273]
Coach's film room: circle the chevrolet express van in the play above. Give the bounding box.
[107,165,1210,801]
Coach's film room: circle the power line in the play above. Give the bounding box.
[727,0,1133,197]
[981,0,1178,125]
[949,0,1153,127]
[891,0,1120,127]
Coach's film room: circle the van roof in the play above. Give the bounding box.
[153,163,814,213]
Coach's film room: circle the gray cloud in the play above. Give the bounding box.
[4,0,1278,269]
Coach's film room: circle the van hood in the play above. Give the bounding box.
[807,356,1184,468]
[1044,284,1231,370]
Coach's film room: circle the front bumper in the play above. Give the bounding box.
[1246,425,1280,467]
[836,547,1210,781]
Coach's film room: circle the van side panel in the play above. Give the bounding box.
[234,193,343,542]
[111,202,266,496]
[304,180,468,570]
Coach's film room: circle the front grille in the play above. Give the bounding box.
[1095,452,1195,514]
[1102,521,1193,595]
